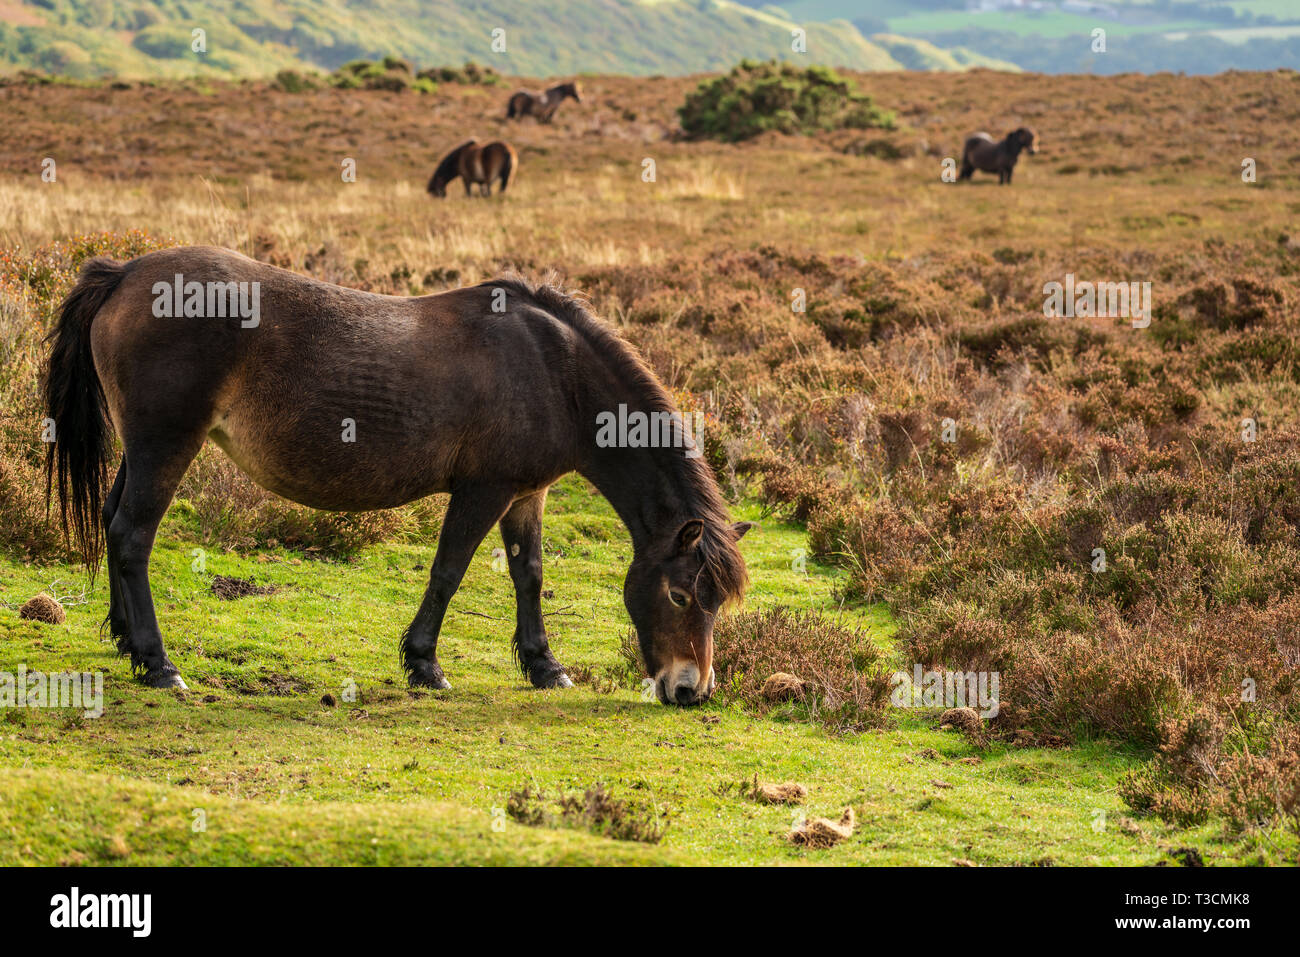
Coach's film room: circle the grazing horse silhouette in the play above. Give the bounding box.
[45,247,751,704]
[958,127,1038,184]
[505,82,581,123]
[427,139,516,198]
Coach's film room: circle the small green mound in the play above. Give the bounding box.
[678,59,895,143]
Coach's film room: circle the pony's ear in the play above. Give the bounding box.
[675,520,705,555]
[731,521,755,541]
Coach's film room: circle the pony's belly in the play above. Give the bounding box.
[206,419,447,512]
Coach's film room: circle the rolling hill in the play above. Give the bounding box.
[0,0,1018,79]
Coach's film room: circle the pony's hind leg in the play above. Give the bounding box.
[401,483,516,688]
[499,490,571,689]
[110,439,203,688]
[101,457,128,648]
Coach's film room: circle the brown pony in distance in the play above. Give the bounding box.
[505,81,581,123]
[427,139,516,197]
[958,127,1038,184]
[44,247,751,705]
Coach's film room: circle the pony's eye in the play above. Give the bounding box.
[669,589,690,608]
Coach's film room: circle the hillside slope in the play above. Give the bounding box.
[0,0,968,78]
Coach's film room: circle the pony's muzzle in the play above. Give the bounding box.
[655,662,715,707]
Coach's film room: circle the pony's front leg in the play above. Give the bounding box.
[499,489,571,689]
[401,484,516,688]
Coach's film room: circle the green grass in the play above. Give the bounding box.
[0,475,1288,865]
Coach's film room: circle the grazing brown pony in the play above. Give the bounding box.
[958,127,1038,184]
[427,139,516,197]
[505,81,581,123]
[45,246,751,705]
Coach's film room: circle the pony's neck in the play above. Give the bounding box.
[581,445,699,555]
[574,380,704,554]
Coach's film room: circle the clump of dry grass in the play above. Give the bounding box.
[18,592,65,624]
[505,784,669,844]
[747,777,807,805]
[788,807,855,848]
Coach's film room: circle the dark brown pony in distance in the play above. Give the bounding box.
[505,82,581,123]
[45,246,751,705]
[427,139,516,197]
[958,127,1038,184]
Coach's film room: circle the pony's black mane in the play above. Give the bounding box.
[427,139,476,193]
[483,275,748,606]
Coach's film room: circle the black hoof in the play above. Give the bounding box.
[409,669,451,691]
[528,661,573,690]
[142,667,187,690]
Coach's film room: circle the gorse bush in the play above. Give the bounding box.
[330,59,414,92]
[325,58,498,93]
[678,60,895,142]
[416,61,502,86]
[272,69,319,93]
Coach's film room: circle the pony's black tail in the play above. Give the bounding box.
[499,148,515,193]
[44,256,124,575]
[506,97,517,119]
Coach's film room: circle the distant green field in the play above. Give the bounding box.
[772,0,1300,37]
[1191,24,1300,43]
[885,12,1220,39]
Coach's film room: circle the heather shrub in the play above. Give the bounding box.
[710,606,893,731]
[630,234,1300,835]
